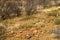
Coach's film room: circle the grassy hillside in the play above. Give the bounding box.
[0,6,60,40]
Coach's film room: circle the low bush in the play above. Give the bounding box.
[22,23,37,29]
[54,18,60,24]
[47,10,60,17]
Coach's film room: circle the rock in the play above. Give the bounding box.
[52,27,60,39]
[26,34,32,39]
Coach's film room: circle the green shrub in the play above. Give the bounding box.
[54,18,60,24]
[22,16,36,20]
[22,23,37,29]
[47,10,59,17]
[47,13,57,16]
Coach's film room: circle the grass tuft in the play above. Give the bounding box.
[22,23,37,29]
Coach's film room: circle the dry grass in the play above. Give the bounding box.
[0,6,60,40]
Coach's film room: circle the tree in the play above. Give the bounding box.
[25,0,37,15]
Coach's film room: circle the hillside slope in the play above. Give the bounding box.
[0,6,60,40]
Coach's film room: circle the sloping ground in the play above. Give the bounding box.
[0,6,60,40]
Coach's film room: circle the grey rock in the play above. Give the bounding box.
[52,27,60,38]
